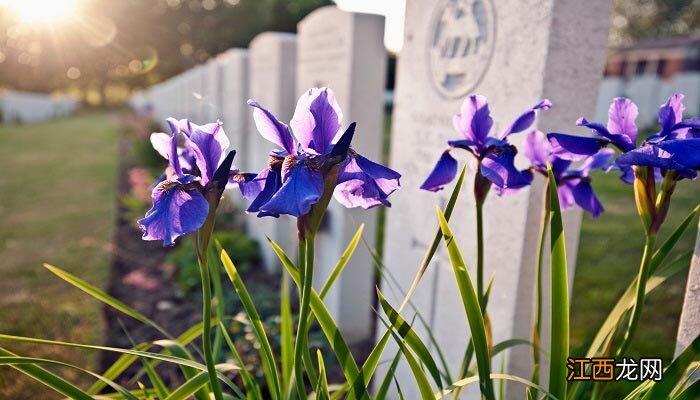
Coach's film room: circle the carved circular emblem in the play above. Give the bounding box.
[427,0,496,98]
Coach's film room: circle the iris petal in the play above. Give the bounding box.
[334,154,401,209]
[260,163,324,217]
[184,121,229,185]
[500,99,552,138]
[523,130,551,167]
[248,100,296,155]
[247,169,283,217]
[547,133,607,161]
[453,94,493,149]
[571,180,604,217]
[138,175,208,247]
[420,151,458,192]
[658,93,685,136]
[480,147,533,194]
[291,87,343,154]
[616,139,700,179]
[606,97,638,150]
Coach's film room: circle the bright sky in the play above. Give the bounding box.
[334,0,406,53]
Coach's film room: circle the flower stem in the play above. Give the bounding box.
[617,234,656,356]
[529,188,550,398]
[294,232,315,398]
[476,200,485,308]
[197,234,225,400]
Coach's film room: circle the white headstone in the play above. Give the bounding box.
[296,6,387,343]
[378,0,612,397]
[203,59,223,122]
[676,222,700,359]
[247,32,298,272]
[218,49,250,171]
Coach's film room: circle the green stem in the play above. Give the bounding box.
[197,233,224,400]
[294,233,315,398]
[529,188,550,397]
[617,234,656,356]
[476,200,485,308]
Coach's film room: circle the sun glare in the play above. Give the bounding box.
[2,0,77,25]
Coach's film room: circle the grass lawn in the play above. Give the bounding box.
[0,112,119,399]
[571,168,699,396]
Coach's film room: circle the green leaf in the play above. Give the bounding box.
[375,350,403,400]
[87,342,151,394]
[398,165,467,312]
[268,239,371,400]
[153,339,210,400]
[319,224,365,300]
[642,335,700,399]
[220,249,281,400]
[0,355,138,400]
[0,348,93,400]
[436,207,494,400]
[280,271,294,397]
[219,321,263,400]
[437,373,557,399]
[377,289,443,391]
[378,314,434,400]
[43,263,172,339]
[547,164,569,400]
[0,334,237,375]
[673,378,700,400]
[142,357,170,399]
[165,371,210,400]
[493,338,532,357]
[569,251,694,399]
[650,205,700,271]
[315,350,331,400]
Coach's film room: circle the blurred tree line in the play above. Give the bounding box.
[0,0,330,103]
[0,0,697,103]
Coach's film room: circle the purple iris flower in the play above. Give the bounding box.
[524,130,613,217]
[245,87,401,218]
[139,118,236,246]
[421,95,550,194]
[547,94,700,183]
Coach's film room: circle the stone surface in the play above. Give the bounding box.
[218,49,250,171]
[378,0,612,398]
[296,5,387,343]
[246,32,298,272]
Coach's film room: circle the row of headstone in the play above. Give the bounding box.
[0,91,79,124]
[131,2,700,398]
[132,6,387,344]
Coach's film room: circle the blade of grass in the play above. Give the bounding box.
[437,373,557,399]
[219,321,263,400]
[0,348,93,400]
[220,248,281,400]
[316,350,331,400]
[0,334,237,374]
[268,239,371,400]
[569,251,693,399]
[280,269,294,396]
[0,355,138,400]
[399,166,467,312]
[377,314,434,400]
[43,263,173,340]
[436,207,494,400]
[642,335,700,400]
[377,289,443,391]
[141,358,170,399]
[165,371,210,400]
[375,350,403,400]
[547,164,569,400]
